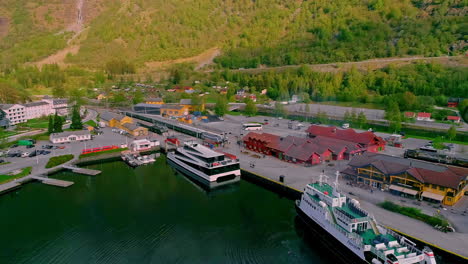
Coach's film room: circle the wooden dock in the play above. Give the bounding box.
[31,176,74,187]
[62,165,101,176]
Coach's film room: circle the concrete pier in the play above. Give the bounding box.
[0,181,21,194]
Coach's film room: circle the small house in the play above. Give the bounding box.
[50,131,91,144]
[404,112,416,119]
[447,116,461,123]
[416,112,432,121]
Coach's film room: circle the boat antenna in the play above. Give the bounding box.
[333,171,340,196]
[319,170,324,186]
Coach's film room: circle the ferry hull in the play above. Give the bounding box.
[167,156,240,188]
[295,203,368,264]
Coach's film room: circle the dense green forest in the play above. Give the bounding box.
[215,63,468,112]
[215,0,467,68]
[0,0,466,68]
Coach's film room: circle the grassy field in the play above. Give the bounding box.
[17,117,49,129]
[45,154,74,168]
[379,201,449,228]
[406,134,468,146]
[84,120,97,127]
[0,166,32,184]
[79,148,127,159]
[0,131,19,139]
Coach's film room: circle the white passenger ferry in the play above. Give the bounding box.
[296,171,437,264]
[167,142,241,187]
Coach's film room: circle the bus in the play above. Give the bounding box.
[242,123,263,131]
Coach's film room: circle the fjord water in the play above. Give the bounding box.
[0,157,333,264]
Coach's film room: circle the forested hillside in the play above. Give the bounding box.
[0,0,466,69]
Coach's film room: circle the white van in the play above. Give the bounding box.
[342,123,350,129]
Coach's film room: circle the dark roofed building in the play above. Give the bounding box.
[343,152,468,205]
[133,103,162,115]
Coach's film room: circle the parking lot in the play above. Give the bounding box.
[0,127,154,175]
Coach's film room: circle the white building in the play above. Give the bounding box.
[42,97,69,116]
[50,130,91,144]
[0,104,26,125]
[129,139,160,152]
[22,101,53,119]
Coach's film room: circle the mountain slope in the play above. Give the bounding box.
[0,0,466,69]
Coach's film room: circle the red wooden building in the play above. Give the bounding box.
[243,132,363,165]
[306,125,386,152]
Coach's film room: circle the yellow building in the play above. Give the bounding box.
[100,112,133,128]
[179,99,205,112]
[122,123,148,137]
[145,98,164,105]
[343,152,468,206]
[161,105,189,117]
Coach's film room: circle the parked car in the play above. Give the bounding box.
[26,144,35,149]
[42,145,53,149]
[28,151,37,157]
[0,159,5,163]
[10,144,18,148]
[21,152,30,158]
[342,123,350,129]
[41,150,51,155]
[58,146,66,149]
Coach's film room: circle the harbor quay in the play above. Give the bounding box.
[197,114,468,260]
[230,149,468,259]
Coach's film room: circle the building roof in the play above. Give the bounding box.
[134,103,162,108]
[179,99,193,105]
[0,104,14,110]
[347,152,468,189]
[146,97,163,103]
[22,101,50,107]
[123,123,142,131]
[161,104,185,110]
[243,132,361,161]
[50,130,90,139]
[404,112,415,118]
[447,116,461,121]
[417,112,431,118]
[100,112,127,122]
[306,125,385,146]
[53,99,68,105]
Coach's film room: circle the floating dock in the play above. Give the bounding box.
[62,165,101,175]
[32,176,74,188]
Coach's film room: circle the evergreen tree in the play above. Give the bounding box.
[305,103,311,122]
[48,115,54,134]
[447,126,457,141]
[357,112,367,128]
[70,105,83,130]
[244,98,258,116]
[54,113,63,133]
[214,95,228,116]
[274,102,286,117]
[344,110,352,123]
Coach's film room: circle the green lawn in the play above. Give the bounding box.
[17,117,49,129]
[406,134,468,146]
[45,154,74,168]
[0,167,32,184]
[84,120,98,127]
[379,201,449,228]
[79,148,127,159]
[0,131,19,139]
